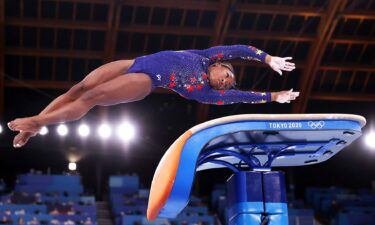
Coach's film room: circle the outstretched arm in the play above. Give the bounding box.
[187,45,296,75]
[193,89,269,105]
[186,45,269,63]
[190,88,299,105]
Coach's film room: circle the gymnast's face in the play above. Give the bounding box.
[208,63,235,90]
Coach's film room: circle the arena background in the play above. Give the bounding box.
[0,0,374,213]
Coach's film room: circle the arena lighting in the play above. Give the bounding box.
[117,121,136,142]
[98,124,112,139]
[39,126,48,135]
[68,162,77,171]
[57,124,69,136]
[364,131,375,149]
[78,124,90,137]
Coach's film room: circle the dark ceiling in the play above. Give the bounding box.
[1,0,375,118]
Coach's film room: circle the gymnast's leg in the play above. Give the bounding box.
[9,73,152,147]
[12,60,134,146]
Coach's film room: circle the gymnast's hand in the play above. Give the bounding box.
[266,56,296,76]
[272,89,300,103]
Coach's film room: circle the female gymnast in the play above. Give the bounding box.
[8,45,298,148]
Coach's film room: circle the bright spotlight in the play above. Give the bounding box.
[68,162,77,171]
[0,124,2,134]
[364,132,375,148]
[98,124,111,139]
[39,126,48,135]
[78,124,90,137]
[117,121,136,142]
[57,124,68,136]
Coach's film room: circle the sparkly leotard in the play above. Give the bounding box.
[127,45,271,105]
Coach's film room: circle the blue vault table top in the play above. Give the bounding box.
[147,114,366,220]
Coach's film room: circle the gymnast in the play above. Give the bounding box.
[8,45,298,148]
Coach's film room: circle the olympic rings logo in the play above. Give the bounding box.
[308,121,325,129]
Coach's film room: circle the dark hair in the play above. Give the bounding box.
[220,62,234,75]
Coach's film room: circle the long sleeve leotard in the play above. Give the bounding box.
[126,45,271,105]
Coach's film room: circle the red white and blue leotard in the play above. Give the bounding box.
[126,45,271,105]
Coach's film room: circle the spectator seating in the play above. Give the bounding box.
[108,175,215,225]
[306,187,375,225]
[0,174,97,225]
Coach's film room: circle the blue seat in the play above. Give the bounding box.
[0,204,47,214]
[336,212,375,225]
[109,176,139,194]
[52,214,96,222]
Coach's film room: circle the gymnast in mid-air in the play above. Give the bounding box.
[8,45,298,148]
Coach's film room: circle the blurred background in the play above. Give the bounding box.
[0,0,374,224]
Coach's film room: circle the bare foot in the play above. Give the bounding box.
[8,117,42,133]
[13,131,37,148]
